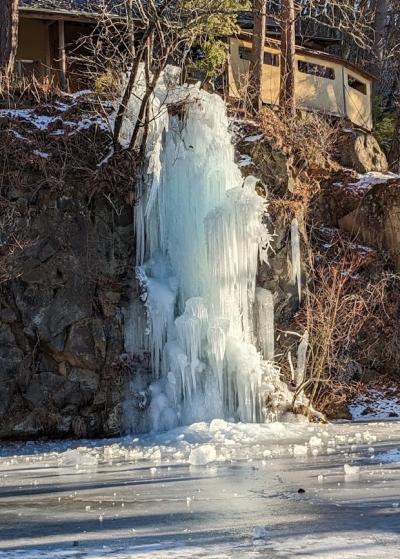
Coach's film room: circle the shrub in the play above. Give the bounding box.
[258,107,339,174]
[94,70,120,98]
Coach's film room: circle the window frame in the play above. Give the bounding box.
[297,60,335,81]
[238,46,280,67]
[347,74,367,95]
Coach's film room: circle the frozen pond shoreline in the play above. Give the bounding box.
[0,419,399,558]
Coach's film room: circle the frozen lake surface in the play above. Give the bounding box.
[0,418,399,558]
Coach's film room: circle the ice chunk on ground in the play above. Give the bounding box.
[293,444,308,457]
[189,444,217,466]
[253,526,268,539]
[344,463,360,476]
[309,435,322,447]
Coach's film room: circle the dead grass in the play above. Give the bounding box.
[256,107,340,236]
[293,230,400,413]
[253,107,399,416]
[259,106,339,176]
[0,96,136,286]
[0,75,62,108]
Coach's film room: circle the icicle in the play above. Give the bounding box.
[255,287,275,361]
[207,322,226,394]
[136,264,177,377]
[123,298,149,355]
[288,350,295,382]
[290,218,302,303]
[296,330,309,387]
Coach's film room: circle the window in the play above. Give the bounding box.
[298,60,335,80]
[238,47,279,66]
[239,46,251,61]
[263,52,279,66]
[348,75,367,95]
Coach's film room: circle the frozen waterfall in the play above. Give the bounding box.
[124,68,289,430]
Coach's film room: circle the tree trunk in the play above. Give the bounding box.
[279,0,296,118]
[128,45,172,152]
[113,28,152,145]
[0,0,19,81]
[372,0,389,98]
[113,0,169,146]
[249,0,266,113]
[389,105,400,173]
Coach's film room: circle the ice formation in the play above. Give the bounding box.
[255,287,275,361]
[123,67,290,430]
[290,217,302,303]
[296,329,309,387]
[189,444,217,466]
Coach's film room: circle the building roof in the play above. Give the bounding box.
[20,0,109,11]
[19,0,125,19]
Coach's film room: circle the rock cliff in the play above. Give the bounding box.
[0,97,134,439]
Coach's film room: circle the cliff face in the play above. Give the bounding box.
[339,178,400,273]
[1,93,398,440]
[0,97,134,439]
[236,113,400,418]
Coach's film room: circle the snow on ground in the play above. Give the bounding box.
[350,171,398,190]
[0,104,110,135]
[0,108,58,130]
[333,171,399,193]
[237,154,254,167]
[350,387,400,421]
[0,419,400,558]
[33,149,50,159]
[244,133,264,142]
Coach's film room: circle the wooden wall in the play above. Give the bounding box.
[229,38,372,130]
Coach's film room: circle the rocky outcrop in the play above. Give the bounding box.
[238,118,400,419]
[0,194,133,440]
[236,132,296,196]
[339,178,400,271]
[236,125,305,392]
[339,129,388,173]
[0,99,135,440]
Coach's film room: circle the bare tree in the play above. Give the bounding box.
[372,0,389,96]
[112,0,245,147]
[279,0,296,118]
[389,104,400,171]
[249,0,267,113]
[0,0,19,83]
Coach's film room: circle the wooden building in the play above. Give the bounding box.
[16,1,121,88]
[228,34,374,130]
[16,2,374,130]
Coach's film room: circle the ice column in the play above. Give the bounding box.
[296,329,309,387]
[124,72,289,429]
[255,287,275,361]
[291,217,302,303]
